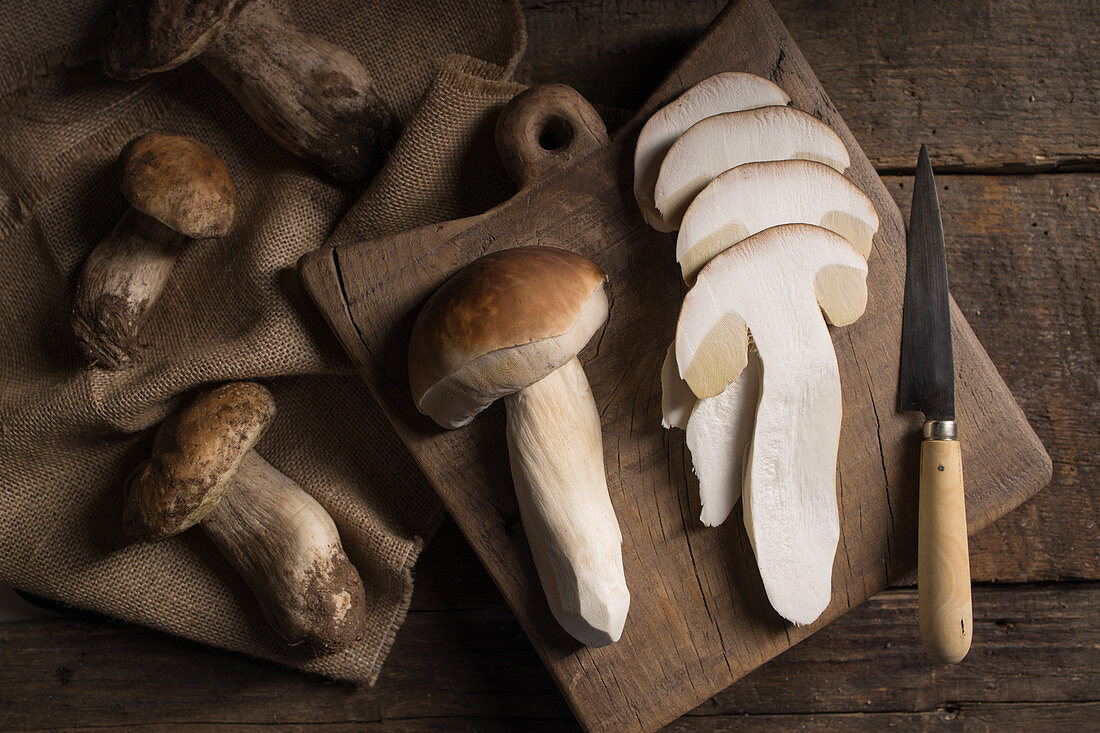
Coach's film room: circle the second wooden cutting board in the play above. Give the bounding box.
[299,0,1052,730]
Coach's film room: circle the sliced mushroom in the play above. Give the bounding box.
[662,343,762,528]
[676,224,867,625]
[654,106,851,230]
[633,72,790,232]
[102,0,395,182]
[664,160,879,522]
[686,353,762,528]
[72,133,237,369]
[408,247,628,647]
[124,382,368,651]
[677,160,879,283]
[660,343,697,431]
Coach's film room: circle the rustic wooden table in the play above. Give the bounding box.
[1,1,1096,729]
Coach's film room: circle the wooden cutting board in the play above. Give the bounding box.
[299,0,1052,730]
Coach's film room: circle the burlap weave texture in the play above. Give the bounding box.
[0,0,526,684]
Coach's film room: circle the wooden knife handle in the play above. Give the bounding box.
[918,434,973,663]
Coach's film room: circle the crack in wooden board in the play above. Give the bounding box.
[298,1,1052,730]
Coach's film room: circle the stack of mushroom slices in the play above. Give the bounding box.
[408,247,629,648]
[635,71,880,626]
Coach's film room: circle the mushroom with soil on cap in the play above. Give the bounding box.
[124,381,368,651]
[101,0,395,182]
[72,132,237,369]
[408,246,629,647]
[676,223,868,626]
[633,71,791,232]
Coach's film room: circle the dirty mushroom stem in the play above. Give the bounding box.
[198,0,393,181]
[72,209,186,369]
[202,450,364,650]
[504,355,628,647]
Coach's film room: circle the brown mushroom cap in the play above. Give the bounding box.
[408,247,608,428]
[124,381,275,542]
[120,133,238,239]
[102,0,250,80]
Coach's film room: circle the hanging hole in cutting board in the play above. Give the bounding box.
[538,116,574,152]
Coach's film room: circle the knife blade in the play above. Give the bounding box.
[900,145,955,421]
[900,144,972,664]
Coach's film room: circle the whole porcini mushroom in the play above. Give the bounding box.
[124,381,368,651]
[72,132,237,369]
[102,0,395,182]
[408,246,629,647]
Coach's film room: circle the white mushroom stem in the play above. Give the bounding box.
[72,208,186,369]
[504,356,629,647]
[200,0,392,181]
[739,285,843,625]
[202,450,366,650]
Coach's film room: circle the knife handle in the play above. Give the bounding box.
[918,422,972,664]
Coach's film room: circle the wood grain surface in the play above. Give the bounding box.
[2,0,1095,730]
[522,0,1100,171]
[2,522,1097,730]
[296,1,1051,730]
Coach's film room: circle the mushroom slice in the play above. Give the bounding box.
[409,247,628,647]
[676,224,868,625]
[654,106,851,230]
[660,342,697,430]
[677,160,878,283]
[125,382,368,651]
[634,72,790,232]
[685,352,762,528]
[661,343,761,528]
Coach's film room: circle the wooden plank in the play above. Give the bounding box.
[0,2,1089,730]
[3,5,1089,729]
[297,1,1051,729]
[882,173,1100,584]
[674,703,1100,731]
[2,554,1097,729]
[519,0,1100,171]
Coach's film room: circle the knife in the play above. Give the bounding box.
[899,144,972,664]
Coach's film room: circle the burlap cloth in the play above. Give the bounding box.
[0,0,529,684]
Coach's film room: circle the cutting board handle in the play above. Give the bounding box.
[495,84,609,190]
